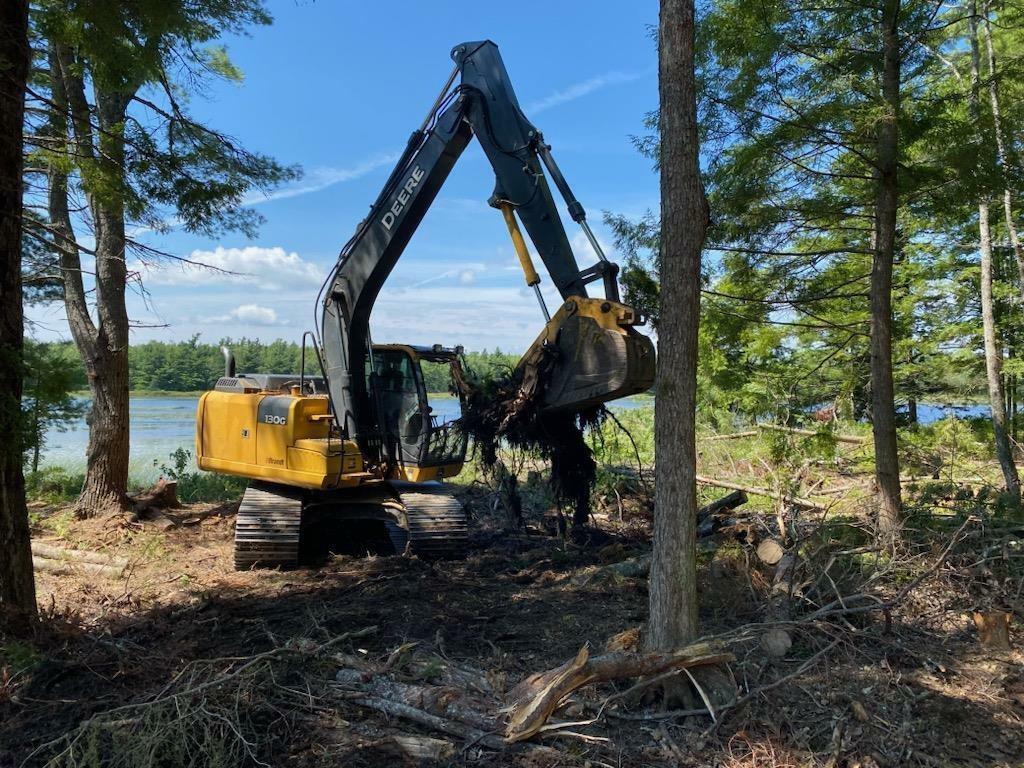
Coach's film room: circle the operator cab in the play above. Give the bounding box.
[369,343,468,482]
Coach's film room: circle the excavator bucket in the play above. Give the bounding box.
[518,297,656,413]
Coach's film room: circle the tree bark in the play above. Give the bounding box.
[870,0,904,537]
[977,203,1017,494]
[969,4,1020,498]
[49,46,131,516]
[648,0,708,650]
[980,3,1024,301]
[0,0,37,631]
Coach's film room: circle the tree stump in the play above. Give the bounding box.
[129,477,180,517]
[972,611,1012,651]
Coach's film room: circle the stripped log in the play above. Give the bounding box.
[31,541,128,568]
[696,475,827,512]
[757,423,866,445]
[816,480,872,496]
[32,556,123,579]
[699,430,758,442]
[505,641,733,741]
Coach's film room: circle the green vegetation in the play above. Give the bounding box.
[38,337,521,395]
[157,447,248,503]
[22,341,86,472]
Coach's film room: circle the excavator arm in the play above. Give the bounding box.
[319,40,654,455]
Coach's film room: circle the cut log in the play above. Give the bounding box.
[756,539,785,566]
[760,628,792,659]
[757,423,866,445]
[32,556,123,579]
[696,475,826,512]
[391,734,454,761]
[31,541,128,568]
[504,641,733,741]
[972,611,1012,651]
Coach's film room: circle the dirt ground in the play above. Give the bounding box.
[2,484,1023,768]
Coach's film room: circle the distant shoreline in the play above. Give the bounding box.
[72,389,465,400]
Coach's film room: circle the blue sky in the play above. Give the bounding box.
[29,0,661,353]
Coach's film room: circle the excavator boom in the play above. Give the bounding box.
[319,40,654,461]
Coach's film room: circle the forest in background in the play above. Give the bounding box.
[28,337,520,394]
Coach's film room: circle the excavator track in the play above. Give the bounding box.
[393,484,468,559]
[234,482,303,570]
[233,482,467,569]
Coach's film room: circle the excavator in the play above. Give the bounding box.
[194,41,656,569]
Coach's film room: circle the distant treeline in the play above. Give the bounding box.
[39,336,521,393]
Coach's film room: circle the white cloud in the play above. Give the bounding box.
[571,230,613,263]
[134,246,323,291]
[231,304,281,325]
[371,285,550,351]
[204,303,285,326]
[404,262,488,289]
[245,152,399,204]
[526,70,651,115]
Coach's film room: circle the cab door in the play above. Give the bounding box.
[370,348,430,467]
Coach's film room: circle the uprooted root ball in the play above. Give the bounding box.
[452,354,606,527]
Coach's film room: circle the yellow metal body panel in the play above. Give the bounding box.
[195,391,368,490]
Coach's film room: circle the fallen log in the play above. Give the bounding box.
[573,493,750,586]
[816,480,871,496]
[504,641,733,741]
[346,695,508,750]
[698,489,748,521]
[695,475,827,512]
[697,489,748,537]
[757,423,866,445]
[32,556,123,579]
[31,541,128,568]
[699,430,758,442]
[390,734,454,762]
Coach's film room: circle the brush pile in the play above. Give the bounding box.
[452,351,605,527]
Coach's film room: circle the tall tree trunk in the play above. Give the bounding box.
[49,47,131,516]
[647,0,708,650]
[978,202,1019,494]
[0,0,37,631]
[31,400,40,474]
[871,0,904,537]
[968,7,1020,497]
[980,3,1024,299]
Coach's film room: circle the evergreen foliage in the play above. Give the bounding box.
[31,337,521,394]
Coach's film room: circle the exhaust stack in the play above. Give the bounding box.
[221,346,236,377]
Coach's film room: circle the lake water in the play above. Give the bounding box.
[39,394,650,482]
[38,396,989,483]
